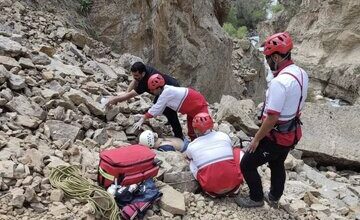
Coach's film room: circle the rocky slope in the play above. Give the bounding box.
[24,0,266,104]
[259,0,360,104]
[0,1,359,220]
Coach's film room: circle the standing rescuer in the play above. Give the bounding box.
[235,32,309,208]
[106,62,184,139]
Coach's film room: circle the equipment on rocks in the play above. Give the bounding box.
[49,165,119,220]
[98,145,160,189]
[139,130,158,148]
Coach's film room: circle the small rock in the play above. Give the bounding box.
[10,188,25,208]
[19,58,35,69]
[159,185,186,215]
[40,45,56,57]
[93,128,108,145]
[24,187,36,202]
[0,55,20,70]
[22,176,33,186]
[41,70,54,80]
[8,73,26,90]
[50,189,64,202]
[30,202,47,213]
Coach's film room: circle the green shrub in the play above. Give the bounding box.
[79,0,93,14]
[271,4,285,14]
[236,26,248,39]
[223,22,237,37]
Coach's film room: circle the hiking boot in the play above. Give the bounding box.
[235,196,264,208]
[264,191,279,208]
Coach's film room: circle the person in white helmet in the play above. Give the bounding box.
[139,130,190,152]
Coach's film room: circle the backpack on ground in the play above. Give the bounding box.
[98,145,160,189]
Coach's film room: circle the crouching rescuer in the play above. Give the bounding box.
[236,32,309,208]
[185,113,244,197]
[133,74,209,141]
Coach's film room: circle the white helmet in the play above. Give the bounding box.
[139,130,157,148]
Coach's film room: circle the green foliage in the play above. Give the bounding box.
[271,3,285,14]
[224,0,270,30]
[226,7,239,28]
[236,26,248,39]
[223,23,248,39]
[223,23,237,36]
[79,0,93,14]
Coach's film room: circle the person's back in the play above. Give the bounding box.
[186,130,243,196]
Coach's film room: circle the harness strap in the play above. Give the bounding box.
[275,69,304,146]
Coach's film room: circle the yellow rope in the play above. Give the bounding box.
[49,165,119,220]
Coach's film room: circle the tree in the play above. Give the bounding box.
[234,0,270,29]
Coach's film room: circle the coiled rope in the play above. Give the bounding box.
[49,165,119,220]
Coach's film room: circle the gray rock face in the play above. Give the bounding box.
[5,95,46,120]
[298,103,360,168]
[87,0,233,103]
[44,120,81,143]
[260,0,360,104]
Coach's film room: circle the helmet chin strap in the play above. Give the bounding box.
[271,53,290,75]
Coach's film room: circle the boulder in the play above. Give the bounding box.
[10,188,25,208]
[8,73,26,90]
[0,36,27,57]
[159,185,186,215]
[0,55,20,70]
[15,115,41,129]
[298,103,360,169]
[5,95,46,120]
[216,95,258,135]
[64,89,105,116]
[19,57,35,69]
[0,160,16,178]
[47,58,86,77]
[44,120,81,142]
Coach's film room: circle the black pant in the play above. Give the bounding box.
[154,96,183,139]
[240,137,290,202]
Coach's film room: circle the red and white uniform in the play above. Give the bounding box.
[145,85,208,140]
[263,61,309,146]
[185,131,243,196]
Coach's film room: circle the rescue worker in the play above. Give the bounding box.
[185,113,244,197]
[138,130,190,152]
[133,74,209,141]
[106,62,184,139]
[236,32,309,207]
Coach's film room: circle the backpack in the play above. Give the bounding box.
[98,145,160,189]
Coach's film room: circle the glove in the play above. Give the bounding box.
[133,117,145,130]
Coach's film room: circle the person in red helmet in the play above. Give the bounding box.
[185,113,244,197]
[106,62,184,139]
[133,74,209,141]
[236,32,309,208]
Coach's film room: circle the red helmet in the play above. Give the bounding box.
[192,112,214,134]
[148,74,165,90]
[263,32,293,56]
